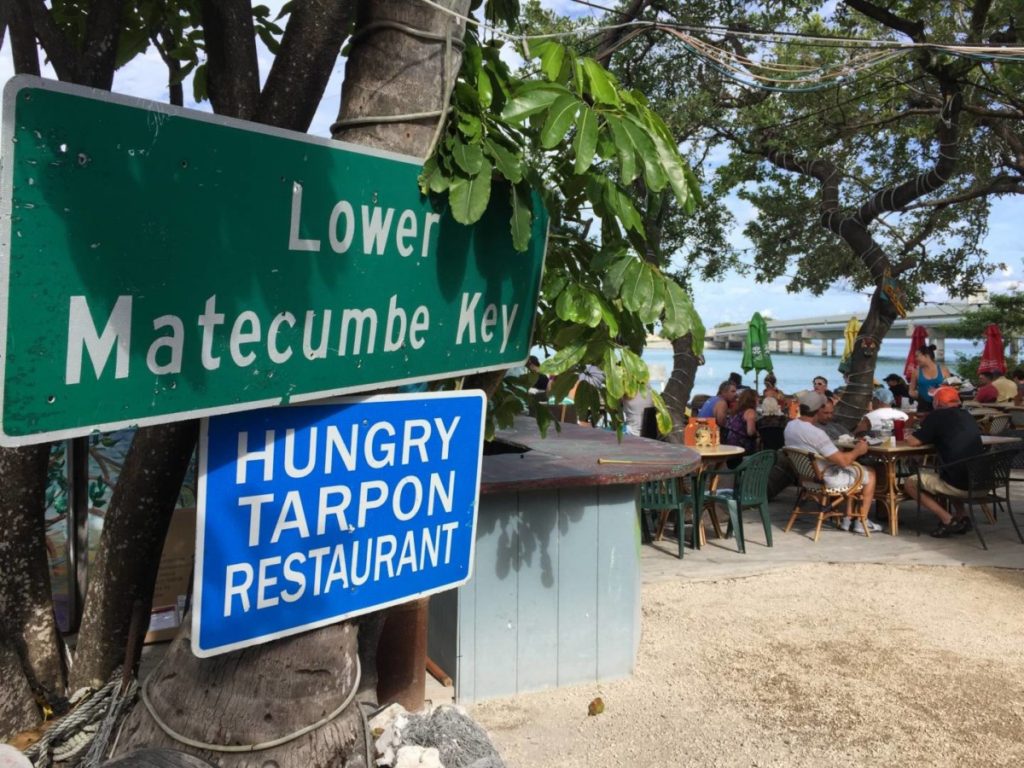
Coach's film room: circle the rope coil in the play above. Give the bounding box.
[139,657,361,754]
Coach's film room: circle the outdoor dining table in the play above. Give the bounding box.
[866,434,1022,536]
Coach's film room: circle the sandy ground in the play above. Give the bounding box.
[472,563,1024,767]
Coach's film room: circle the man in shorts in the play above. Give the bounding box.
[784,391,880,534]
[903,386,984,537]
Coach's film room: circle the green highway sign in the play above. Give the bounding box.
[0,77,548,445]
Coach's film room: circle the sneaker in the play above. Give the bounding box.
[838,516,853,532]
[950,517,973,535]
[852,519,883,534]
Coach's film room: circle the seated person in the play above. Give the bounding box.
[1015,368,1024,405]
[992,369,1018,403]
[762,373,783,402]
[698,380,737,430]
[975,371,999,403]
[724,388,758,454]
[873,380,895,406]
[903,386,984,537]
[784,392,880,533]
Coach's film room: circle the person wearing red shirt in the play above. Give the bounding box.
[975,371,999,403]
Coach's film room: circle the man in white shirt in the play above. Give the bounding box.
[784,391,880,534]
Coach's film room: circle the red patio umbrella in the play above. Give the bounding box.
[904,325,928,384]
[978,323,1006,375]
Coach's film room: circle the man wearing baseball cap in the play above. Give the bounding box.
[784,391,880,534]
[904,386,984,537]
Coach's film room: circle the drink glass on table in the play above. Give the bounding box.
[893,420,905,441]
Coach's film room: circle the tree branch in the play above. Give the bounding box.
[593,0,648,66]
[14,0,76,80]
[3,0,39,75]
[79,0,124,88]
[844,0,926,42]
[900,176,1024,209]
[200,0,260,120]
[258,0,356,132]
[853,91,962,225]
[968,0,992,44]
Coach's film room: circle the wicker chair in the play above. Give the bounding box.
[982,414,1011,435]
[781,448,867,541]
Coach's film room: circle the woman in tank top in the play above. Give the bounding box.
[908,344,950,412]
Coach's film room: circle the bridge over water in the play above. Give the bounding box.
[704,301,986,361]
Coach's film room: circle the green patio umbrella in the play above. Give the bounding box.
[741,312,773,389]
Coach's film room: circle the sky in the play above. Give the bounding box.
[0,0,1019,328]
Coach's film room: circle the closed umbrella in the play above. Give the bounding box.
[904,326,928,384]
[741,312,773,389]
[838,317,859,374]
[978,323,1006,375]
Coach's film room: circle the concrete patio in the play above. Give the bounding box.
[643,481,1024,584]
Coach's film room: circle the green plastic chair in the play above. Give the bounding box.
[639,478,696,559]
[705,450,777,553]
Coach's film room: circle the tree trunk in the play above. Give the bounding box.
[832,287,898,432]
[0,444,65,738]
[660,332,700,442]
[116,3,472,766]
[71,422,199,690]
[116,623,362,768]
[0,634,40,741]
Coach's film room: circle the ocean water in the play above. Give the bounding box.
[641,338,986,396]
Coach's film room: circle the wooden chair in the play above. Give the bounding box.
[705,449,777,552]
[781,448,866,541]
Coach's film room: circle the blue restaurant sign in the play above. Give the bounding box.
[193,391,486,657]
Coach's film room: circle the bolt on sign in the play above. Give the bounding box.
[194,392,485,657]
[0,77,547,445]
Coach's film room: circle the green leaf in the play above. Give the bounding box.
[620,259,655,315]
[596,294,620,337]
[556,284,603,328]
[603,181,643,234]
[573,105,598,174]
[621,116,665,191]
[449,159,493,225]
[419,156,447,195]
[500,83,568,122]
[582,58,619,105]
[540,342,587,375]
[606,116,638,184]
[192,63,208,103]
[537,41,566,82]
[640,272,667,324]
[651,390,672,435]
[458,113,482,139]
[661,280,698,339]
[477,70,493,108]
[620,348,648,385]
[604,255,635,297]
[451,141,484,175]
[603,349,625,401]
[510,182,532,252]
[485,139,523,183]
[541,94,580,149]
[645,116,693,209]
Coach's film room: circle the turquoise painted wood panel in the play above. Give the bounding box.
[466,492,520,701]
[595,485,642,680]
[555,487,600,685]
[435,485,642,703]
[515,488,560,693]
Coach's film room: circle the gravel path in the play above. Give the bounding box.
[473,563,1024,767]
